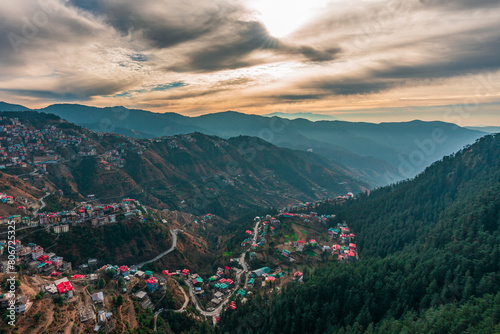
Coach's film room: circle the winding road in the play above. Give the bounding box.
[0,192,51,235]
[144,217,260,321]
[253,220,260,244]
[130,229,182,270]
[34,192,51,216]
[180,218,260,319]
[153,279,189,331]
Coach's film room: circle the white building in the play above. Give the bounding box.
[53,224,69,234]
[31,245,43,260]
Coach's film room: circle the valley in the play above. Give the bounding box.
[0,109,496,334]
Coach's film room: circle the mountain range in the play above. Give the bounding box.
[0,102,486,186]
[0,111,367,219]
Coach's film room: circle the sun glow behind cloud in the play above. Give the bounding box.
[249,0,333,37]
[1,0,500,125]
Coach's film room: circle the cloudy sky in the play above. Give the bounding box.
[1,0,500,125]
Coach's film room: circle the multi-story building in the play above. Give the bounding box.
[31,245,43,260]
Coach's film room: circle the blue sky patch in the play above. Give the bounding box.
[151,82,188,91]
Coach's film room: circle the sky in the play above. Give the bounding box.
[0,0,500,125]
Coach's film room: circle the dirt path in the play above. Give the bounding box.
[31,302,55,334]
[63,320,74,334]
[115,296,139,332]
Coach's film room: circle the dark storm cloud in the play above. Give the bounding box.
[170,21,340,73]
[0,77,135,101]
[68,0,244,48]
[67,0,341,73]
[0,89,91,101]
[0,0,102,68]
[342,34,499,95]
[169,21,278,72]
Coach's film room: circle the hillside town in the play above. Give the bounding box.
[0,116,145,177]
[0,113,364,332]
[0,195,145,234]
[0,197,359,332]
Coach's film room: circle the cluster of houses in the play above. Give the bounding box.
[157,265,238,307]
[327,224,357,261]
[0,116,93,169]
[0,293,32,314]
[157,134,226,150]
[247,210,358,266]
[34,198,143,232]
[99,148,126,170]
[96,138,144,170]
[0,240,72,275]
[242,215,281,248]
[0,116,150,179]
[0,196,143,235]
[153,135,197,150]
[278,211,334,224]
[246,267,287,290]
[43,273,113,330]
[207,267,237,305]
[0,193,14,205]
[208,137,229,150]
[280,223,357,262]
[95,264,167,311]
[193,213,214,226]
[280,193,355,213]
[100,264,167,294]
[0,194,33,226]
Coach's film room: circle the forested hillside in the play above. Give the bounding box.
[218,134,500,334]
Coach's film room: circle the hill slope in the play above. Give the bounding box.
[0,101,31,111]
[0,171,44,217]
[0,102,484,186]
[0,111,367,219]
[218,134,500,333]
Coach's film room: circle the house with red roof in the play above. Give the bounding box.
[120,265,129,276]
[55,278,74,298]
[146,277,159,292]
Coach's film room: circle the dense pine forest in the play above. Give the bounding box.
[218,134,500,334]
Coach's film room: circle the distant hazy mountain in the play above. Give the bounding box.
[263,112,339,121]
[466,126,500,133]
[0,102,487,186]
[0,101,31,111]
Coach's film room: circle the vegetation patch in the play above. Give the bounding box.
[305,250,316,257]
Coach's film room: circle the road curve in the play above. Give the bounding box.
[34,192,51,216]
[183,218,260,318]
[131,229,181,270]
[153,278,190,330]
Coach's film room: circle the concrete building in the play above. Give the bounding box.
[31,245,43,260]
